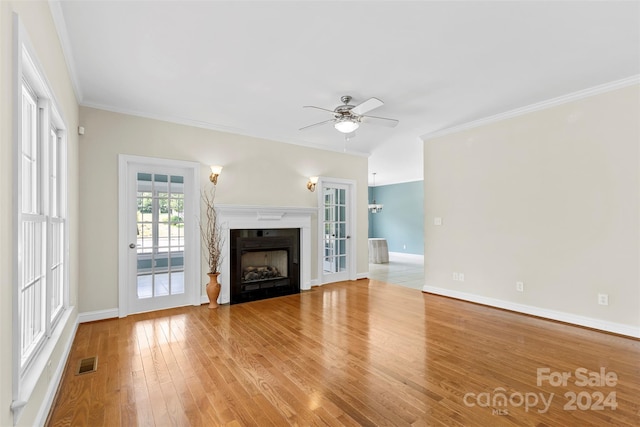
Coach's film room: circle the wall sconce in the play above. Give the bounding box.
[306,176,319,192]
[209,165,223,185]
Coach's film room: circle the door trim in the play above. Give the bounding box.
[117,155,201,317]
[316,177,357,285]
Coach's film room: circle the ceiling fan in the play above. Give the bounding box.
[300,95,399,137]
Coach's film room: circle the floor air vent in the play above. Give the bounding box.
[77,356,97,375]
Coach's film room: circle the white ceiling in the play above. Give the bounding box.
[51,1,640,186]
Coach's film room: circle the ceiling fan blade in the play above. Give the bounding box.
[350,97,384,116]
[303,105,337,114]
[299,119,335,131]
[361,115,399,128]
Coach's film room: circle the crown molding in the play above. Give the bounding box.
[422,75,640,142]
[80,101,371,158]
[48,0,83,103]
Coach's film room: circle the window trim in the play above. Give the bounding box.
[11,12,71,424]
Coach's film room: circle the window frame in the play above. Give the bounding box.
[11,13,71,424]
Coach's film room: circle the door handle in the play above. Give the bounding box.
[346,235,351,239]
[129,243,136,249]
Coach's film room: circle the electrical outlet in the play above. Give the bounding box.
[598,294,609,306]
[516,281,524,292]
[434,217,443,226]
[453,272,459,281]
[459,273,464,282]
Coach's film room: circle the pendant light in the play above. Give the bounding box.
[368,173,383,213]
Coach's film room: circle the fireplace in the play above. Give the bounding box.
[230,228,300,304]
[214,205,314,305]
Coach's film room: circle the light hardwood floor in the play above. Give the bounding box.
[368,253,424,290]
[47,280,640,426]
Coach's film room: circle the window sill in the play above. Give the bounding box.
[12,307,76,424]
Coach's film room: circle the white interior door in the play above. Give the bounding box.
[320,182,352,283]
[118,156,200,316]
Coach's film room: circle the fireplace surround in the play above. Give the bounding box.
[213,205,315,305]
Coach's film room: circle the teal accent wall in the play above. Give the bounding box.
[368,180,424,255]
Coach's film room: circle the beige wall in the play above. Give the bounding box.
[1,1,80,426]
[0,3,12,424]
[78,106,369,313]
[424,84,640,332]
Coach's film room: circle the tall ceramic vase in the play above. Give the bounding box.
[206,272,221,309]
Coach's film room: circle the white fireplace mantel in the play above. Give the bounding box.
[214,204,316,304]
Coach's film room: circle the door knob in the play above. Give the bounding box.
[129,243,136,249]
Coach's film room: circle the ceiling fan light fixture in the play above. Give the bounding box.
[334,117,359,133]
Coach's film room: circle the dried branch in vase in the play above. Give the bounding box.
[200,187,224,274]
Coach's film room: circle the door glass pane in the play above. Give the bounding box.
[136,172,185,298]
[323,256,336,273]
[323,185,348,275]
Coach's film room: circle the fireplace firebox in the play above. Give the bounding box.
[230,228,300,304]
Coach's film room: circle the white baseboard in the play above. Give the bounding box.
[311,275,367,287]
[77,308,119,323]
[422,285,640,339]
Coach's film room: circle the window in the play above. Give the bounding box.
[18,82,47,368]
[13,20,69,421]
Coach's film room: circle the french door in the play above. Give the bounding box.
[118,156,200,316]
[320,181,355,283]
